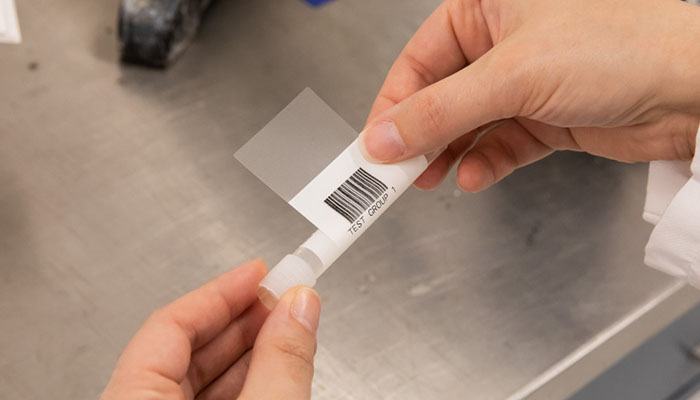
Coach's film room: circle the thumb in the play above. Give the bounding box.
[239,286,321,400]
[359,47,521,164]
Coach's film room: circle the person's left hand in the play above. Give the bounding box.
[101,259,321,400]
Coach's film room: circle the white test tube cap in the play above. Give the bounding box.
[258,254,317,309]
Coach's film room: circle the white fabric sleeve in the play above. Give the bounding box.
[643,160,692,225]
[644,126,700,284]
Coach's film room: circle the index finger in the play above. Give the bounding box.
[366,1,493,123]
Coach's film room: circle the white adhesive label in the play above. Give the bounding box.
[0,0,21,44]
[290,139,428,247]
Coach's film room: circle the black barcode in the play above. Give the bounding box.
[324,168,388,223]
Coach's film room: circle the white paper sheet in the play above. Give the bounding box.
[0,0,21,44]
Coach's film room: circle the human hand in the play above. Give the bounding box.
[101,260,321,400]
[360,0,700,192]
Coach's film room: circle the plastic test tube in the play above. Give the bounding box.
[257,148,438,309]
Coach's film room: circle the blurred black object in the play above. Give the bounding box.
[118,0,212,68]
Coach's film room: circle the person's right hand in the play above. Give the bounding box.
[360,0,700,192]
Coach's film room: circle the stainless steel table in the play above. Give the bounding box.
[1,1,697,399]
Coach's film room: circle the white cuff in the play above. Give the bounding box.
[643,160,692,224]
[644,126,700,283]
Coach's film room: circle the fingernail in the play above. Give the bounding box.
[291,287,320,333]
[359,121,405,163]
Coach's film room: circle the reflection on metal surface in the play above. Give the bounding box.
[510,282,700,399]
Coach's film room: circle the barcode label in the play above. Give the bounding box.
[324,168,388,223]
[288,137,427,246]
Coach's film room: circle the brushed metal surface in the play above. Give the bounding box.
[0,1,693,399]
